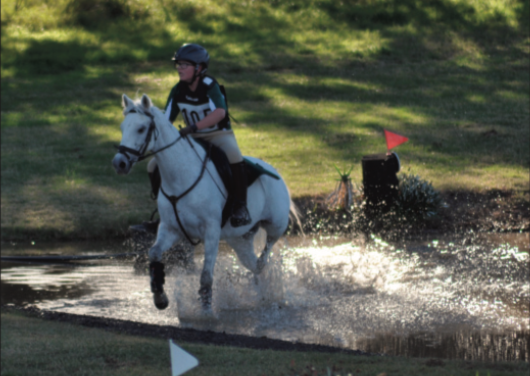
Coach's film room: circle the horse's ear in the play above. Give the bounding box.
[122,94,134,110]
[140,94,152,112]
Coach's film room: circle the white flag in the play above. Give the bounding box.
[169,339,199,376]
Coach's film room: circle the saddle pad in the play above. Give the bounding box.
[194,139,280,227]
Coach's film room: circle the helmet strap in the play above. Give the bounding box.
[184,65,202,87]
[185,74,201,90]
[192,64,202,79]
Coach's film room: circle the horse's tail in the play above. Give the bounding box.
[289,199,305,236]
[285,186,304,236]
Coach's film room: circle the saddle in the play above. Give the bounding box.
[181,139,280,228]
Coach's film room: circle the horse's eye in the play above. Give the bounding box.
[138,127,146,134]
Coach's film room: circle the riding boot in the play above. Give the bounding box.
[230,161,251,227]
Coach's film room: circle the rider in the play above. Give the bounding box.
[130,43,252,233]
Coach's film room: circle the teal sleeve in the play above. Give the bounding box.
[207,84,228,111]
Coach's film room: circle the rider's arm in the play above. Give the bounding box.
[196,108,226,130]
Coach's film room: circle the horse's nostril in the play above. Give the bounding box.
[119,161,127,170]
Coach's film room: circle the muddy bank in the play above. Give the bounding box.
[1,189,528,243]
[291,189,530,237]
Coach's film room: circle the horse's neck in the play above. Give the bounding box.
[153,119,205,193]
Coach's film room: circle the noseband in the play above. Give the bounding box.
[114,109,181,162]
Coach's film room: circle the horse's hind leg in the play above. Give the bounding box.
[226,235,260,274]
[227,226,277,276]
[256,219,288,274]
[148,223,179,310]
[256,234,280,274]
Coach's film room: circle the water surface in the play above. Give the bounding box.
[2,232,528,361]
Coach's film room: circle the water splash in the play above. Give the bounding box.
[1,233,528,360]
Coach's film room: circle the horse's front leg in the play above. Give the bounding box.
[148,222,179,310]
[199,229,221,311]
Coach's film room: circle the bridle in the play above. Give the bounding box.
[114,108,211,246]
[114,109,182,163]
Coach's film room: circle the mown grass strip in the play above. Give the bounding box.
[2,310,528,376]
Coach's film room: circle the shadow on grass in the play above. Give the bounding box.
[1,1,528,238]
[1,117,152,240]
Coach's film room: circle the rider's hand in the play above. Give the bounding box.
[179,123,198,137]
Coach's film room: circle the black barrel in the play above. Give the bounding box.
[362,152,400,216]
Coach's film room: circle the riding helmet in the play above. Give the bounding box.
[172,43,210,74]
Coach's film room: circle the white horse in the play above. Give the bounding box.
[112,94,298,312]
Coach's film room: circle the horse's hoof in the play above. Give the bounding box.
[198,286,212,309]
[153,292,169,310]
[202,307,215,319]
[201,300,212,311]
[199,305,217,320]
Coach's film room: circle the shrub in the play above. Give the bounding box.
[349,173,444,237]
[1,0,67,30]
[64,0,151,28]
[394,172,444,226]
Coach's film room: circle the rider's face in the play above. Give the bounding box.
[176,61,198,83]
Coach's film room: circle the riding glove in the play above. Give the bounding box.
[179,123,198,136]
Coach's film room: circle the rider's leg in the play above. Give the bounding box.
[148,162,161,200]
[229,161,251,227]
[194,130,251,227]
[129,158,160,234]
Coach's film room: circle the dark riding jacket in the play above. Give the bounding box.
[164,75,231,133]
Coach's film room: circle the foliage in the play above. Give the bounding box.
[326,166,352,207]
[0,0,154,30]
[333,165,353,182]
[346,172,444,237]
[64,0,152,27]
[393,172,444,224]
[1,0,528,31]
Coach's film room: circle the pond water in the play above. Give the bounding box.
[1,232,529,361]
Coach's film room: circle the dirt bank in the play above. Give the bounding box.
[292,189,530,237]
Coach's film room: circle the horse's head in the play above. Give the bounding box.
[112,94,156,175]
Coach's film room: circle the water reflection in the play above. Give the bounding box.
[1,233,528,361]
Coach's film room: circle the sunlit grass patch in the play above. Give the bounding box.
[1,0,528,239]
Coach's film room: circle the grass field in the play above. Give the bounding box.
[2,309,529,376]
[1,0,529,240]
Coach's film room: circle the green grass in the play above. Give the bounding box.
[1,0,529,240]
[2,310,528,376]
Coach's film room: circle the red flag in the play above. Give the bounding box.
[384,129,409,151]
